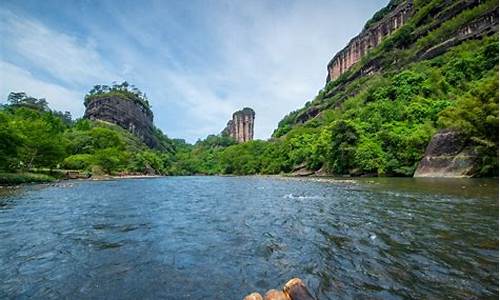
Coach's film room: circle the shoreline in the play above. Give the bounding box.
[1,172,496,187]
[90,174,164,180]
[0,172,164,186]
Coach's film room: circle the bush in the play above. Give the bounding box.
[93,148,128,174]
[355,138,388,174]
[62,154,94,170]
[0,172,55,185]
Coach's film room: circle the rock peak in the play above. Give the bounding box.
[223,108,255,143]
[84,95,159,148]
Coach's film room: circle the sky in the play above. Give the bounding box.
[0,0,387,143]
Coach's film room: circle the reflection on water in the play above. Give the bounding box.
[0,177,497,299]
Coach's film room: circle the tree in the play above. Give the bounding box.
[12,109,66,169]
[7,92,49,111]
[328,120,359,174]
[0,112,22,170]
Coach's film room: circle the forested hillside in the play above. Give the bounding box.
[1,0,498,180]
[0,91,176,182]
[172,0,498,177]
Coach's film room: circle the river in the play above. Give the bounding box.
[0,176,497,299]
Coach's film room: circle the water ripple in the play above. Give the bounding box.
[0,176,497,299]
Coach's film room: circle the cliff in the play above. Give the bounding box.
[222,108,255,143]
[326,0,413,82]
[274,0,498,134]
[270,0,498,177]
[84,96,160,149]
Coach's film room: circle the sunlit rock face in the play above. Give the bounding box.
[222,108,255,143]
[325,0,499,83]
[414,130,477,178]
[326,1,413,83]
[84,96,158,148]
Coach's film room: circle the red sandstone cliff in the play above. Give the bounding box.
[222,108,255,143]
[326,1,413,82]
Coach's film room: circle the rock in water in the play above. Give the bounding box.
[414,130,477,177]
[283,278,315,300]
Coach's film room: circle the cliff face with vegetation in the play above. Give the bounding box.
[266,0,498,177]
[1,1,497,179]
[159,0,498,177]
[1,83,177,180]
[327,0,413,82]
[276,0,498,130]
[84,96,157,148]
[82,82,174,152]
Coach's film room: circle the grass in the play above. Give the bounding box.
[0,172,56,185]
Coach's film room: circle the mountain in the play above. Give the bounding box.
[271,0,498,177]
[1,0,497,179]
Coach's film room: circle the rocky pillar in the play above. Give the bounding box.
[222,107,256,143]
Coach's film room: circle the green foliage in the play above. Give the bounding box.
[196,134,236,149]
[0,98,71,171]
[328,120,359,174]
[9,107,66,169]
[93,148,128,174]
[7,92,49,111]
[62,154,94,170]
[354,137,387,174]
[0,172,55,184]
[415,0,497,52]
[363,0,404,30]
[0,111,22,171]
[84,81,151,109]
[129,150,172,174]
[268,35,498,177]
[438,71,499,175]
[153,127,176,153]
[0,93,173,176]
[272,109,301,137]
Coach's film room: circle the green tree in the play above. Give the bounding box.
[328,120,359,174]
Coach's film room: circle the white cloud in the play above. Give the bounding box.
[0,8,125,118]
[0,9,119,87]
[167,0,381,140]
[0,1,386,142]
[0,60,84,115]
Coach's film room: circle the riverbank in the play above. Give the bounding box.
[90,174,164,180]
[0,171,163,185]
[0,172,57,185]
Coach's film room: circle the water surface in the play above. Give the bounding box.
[0,176,497,299]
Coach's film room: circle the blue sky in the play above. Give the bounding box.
[0,0,387,143]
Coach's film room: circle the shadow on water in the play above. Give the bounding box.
[0,177,498,299]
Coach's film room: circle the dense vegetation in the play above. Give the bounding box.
[84,81,151,109]
[0,0,497,181]
[167,0,498,177]
[0,92,175,181]
[363,0,403,30]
